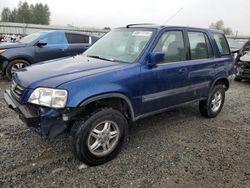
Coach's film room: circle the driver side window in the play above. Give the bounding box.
[153,31,186,63]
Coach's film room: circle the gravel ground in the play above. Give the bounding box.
[0,79,250,188]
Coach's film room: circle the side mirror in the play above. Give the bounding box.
[37,40,47,47]
[148,52,165,67]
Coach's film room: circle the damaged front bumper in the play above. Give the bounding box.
[4,89,69,138]
[235,61,250,79]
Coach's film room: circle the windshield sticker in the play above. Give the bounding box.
[132,31,152,37]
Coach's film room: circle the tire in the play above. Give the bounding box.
[70,108,128,166]
[199,85,225,118]
[6,59,30,80]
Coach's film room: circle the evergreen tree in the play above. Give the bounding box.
[1,1,50,25]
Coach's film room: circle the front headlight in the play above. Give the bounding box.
[0,49,6,54]
[28,88,68,108]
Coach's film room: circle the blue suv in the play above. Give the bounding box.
[0,30,99,79]
[4,24,234,166]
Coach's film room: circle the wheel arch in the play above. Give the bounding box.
[78,93,136,121]
[2,56,33,75]
[211,77,230,91]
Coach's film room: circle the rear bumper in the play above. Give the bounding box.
[4,89,68,138]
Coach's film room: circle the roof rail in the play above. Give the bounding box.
[126,23,156,28]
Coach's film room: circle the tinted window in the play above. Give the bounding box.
[66,33,89,44]
[188,32,213,60]
[213,33,230,55]
[153,31,186,63]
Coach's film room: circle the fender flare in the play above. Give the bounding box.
[78,93,136,120]
[210,76,230,91]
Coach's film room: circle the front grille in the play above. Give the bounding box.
[11,80,25,100]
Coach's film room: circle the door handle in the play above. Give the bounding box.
[213,63,220,68]
[178,67,188,73]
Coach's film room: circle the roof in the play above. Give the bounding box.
[122,23,224,33]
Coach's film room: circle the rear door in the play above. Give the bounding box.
[184,30,221,100]
[35,31,69,62]
[65,33,90,56]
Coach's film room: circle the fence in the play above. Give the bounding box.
[0,22,108,36]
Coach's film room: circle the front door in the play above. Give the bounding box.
[140,30,191,114]
[35,31,69,63]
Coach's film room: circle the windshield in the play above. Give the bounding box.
[227,39,249,50]
[19,32,42,43]
[84,29,153,63]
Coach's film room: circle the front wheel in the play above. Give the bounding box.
[70,108,128,166]
[6,59,30,80]
[199,85,225,118]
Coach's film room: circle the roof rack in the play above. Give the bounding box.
[126,23,156,28]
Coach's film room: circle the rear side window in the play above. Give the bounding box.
[188,32,213,60]
[153,31,186,63]
[66,33,89,44]
[213,33,230,55]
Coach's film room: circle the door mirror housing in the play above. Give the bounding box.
[148,52,165,67]
[37,40,48,47]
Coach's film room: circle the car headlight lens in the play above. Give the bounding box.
[0,49,6,54]
[28,88,68,108]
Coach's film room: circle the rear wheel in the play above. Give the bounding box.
[199,85,225,118]
[70,108,128,166]
[6,59,30,80]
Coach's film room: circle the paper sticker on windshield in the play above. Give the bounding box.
[132,31,152,37]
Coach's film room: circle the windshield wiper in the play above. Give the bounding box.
[87,55,115,62]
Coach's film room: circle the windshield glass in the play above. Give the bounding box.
[84,29,153,63]
[19,32,42,43]
[227,38,249,50]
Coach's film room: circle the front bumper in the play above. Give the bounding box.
[235,62,250,79]
[4,89,68,138]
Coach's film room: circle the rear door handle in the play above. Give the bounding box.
[178,67,188,73]
[214,63,220,68]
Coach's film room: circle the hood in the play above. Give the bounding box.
[240,52,250,62]
[0,42,27,49]
[14,55,127,88]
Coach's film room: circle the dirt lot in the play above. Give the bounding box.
[0,79,249,188]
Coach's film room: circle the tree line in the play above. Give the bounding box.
[209,20,233,35]
[1,1,50,25]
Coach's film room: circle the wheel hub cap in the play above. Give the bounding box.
[87,120,120,157]
[11,63,27,74]
[210,91,222,112]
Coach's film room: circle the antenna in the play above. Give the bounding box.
[165,8,183,24]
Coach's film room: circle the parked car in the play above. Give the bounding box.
[0,30,99,79]
[228,39,250,81]
[235,51,250,81]
[4,24,234,166]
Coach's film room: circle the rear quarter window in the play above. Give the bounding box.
[66,33,89,44]
[213,33,230,55]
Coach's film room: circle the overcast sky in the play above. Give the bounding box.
[0,0,249,35]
